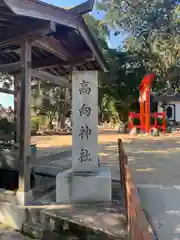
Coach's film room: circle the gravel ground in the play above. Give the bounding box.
[32,131,180,184]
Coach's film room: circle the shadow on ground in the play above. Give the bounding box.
[99,137,180,185]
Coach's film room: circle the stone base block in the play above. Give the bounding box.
[56,167,112,203]
[0,202,26,230]
[16,190,33,205]
[0,189,33,205]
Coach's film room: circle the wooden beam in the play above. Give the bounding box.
[18,39,32,199]
[0,21,56,48]
[68,0,95,15]
[0,54,93,74]
[3,0,77,29]
[0,57,64,72]
[33,36,71,61]
[0,87,14,94]
[0,22,14,27]
[0,15,25,25]
[0,13,48,26]
[32,70,71,88]
[0,61,21,73]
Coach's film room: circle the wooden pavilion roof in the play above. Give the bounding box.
[0,0,107,88]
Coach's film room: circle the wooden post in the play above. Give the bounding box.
[118,139,128,221]
[14,76,21,169]
[14,76,21,144]
[18,39,32,204]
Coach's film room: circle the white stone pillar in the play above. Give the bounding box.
[56,71,111,203]
[72,71,98,171]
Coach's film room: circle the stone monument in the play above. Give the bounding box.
[56,71,112,203]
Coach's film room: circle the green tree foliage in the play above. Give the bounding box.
[97,0,180,83]
[0,73,13,89]
[100,49,149,121]
[31,82,71,129]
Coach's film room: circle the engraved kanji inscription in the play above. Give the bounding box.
[78,149,92,163]
[79,80,91,95]
[78,104,91,117]
[79,125,92,140]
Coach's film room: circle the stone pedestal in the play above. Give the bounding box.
[16,190,33,205]
[56,167,111,203]
[56,71,112,203]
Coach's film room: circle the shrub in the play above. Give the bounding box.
[31,116,39,132]
[0,118,15,134]
[133,118,140,125]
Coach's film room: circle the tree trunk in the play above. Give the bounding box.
[57,113,65,129]
[60,113,65,129]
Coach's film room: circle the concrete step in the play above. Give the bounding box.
[25,202,127,239]
[22,222,44,239]
[0,179,55,205]
[0,181,127,239]
[22,222,79,240]
[41,205,127,239]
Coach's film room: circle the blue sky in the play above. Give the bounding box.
[1,0,125,108]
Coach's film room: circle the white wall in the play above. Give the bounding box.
[158,101,180,122]
[172,101,180,122]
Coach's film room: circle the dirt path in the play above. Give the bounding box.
[32,131,180,184]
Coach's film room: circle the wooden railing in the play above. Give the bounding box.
[118,139,154,240]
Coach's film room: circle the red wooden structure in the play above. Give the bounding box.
[128,73,166,134]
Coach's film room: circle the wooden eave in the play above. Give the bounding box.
[153,94,180,103]
[0,0,107,80]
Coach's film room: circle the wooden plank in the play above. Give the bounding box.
[18,39,32,197]
[118,138,153,239]
[32,69,71,88]
[33,36,71,61]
